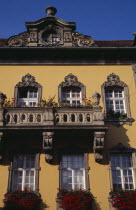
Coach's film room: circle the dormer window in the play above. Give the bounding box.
[58,74,86,106]
[14,74,42,107]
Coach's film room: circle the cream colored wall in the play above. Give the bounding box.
[0,65,136,209]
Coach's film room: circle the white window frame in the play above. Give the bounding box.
[11,155,36,191]
[62,89,82,106]
[105,89,126,113]
[61,154,86,190]
[18,90,38,107]
[110,154,135,190]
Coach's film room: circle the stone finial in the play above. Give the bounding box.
[0,92,6,108]
[92,92,101,106]
[45,6,57,16]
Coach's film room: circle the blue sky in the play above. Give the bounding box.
[0,0,136,40]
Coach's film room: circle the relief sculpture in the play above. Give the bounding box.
[8,32,29,47]
[72,32,95,47]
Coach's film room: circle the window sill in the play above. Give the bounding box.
[105,117,134,126]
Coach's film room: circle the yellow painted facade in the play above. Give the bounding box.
[0,65,136,209]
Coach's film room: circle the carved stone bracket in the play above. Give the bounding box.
[42,132,54,164]
[43,132,54,152]
[93,131,105,163]
[45,154,53,164]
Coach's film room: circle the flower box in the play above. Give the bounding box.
[57,189,93,210]
[109,188,136,210]
[3,188,42,210]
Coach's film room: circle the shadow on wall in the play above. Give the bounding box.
[101,125,130,165]
[105,125,130,150]
[92,199,102,210]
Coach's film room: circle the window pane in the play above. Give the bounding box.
[61,155,85,190]
[111,154,134,189]
[12,155,36,191]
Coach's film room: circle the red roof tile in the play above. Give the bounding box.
[95,40,134,47]
[0,39,8,46]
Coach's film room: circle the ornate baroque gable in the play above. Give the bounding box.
[102,73,127,88]
[15,73,42,88]
[8,6,95,48]
[59,73,85,88]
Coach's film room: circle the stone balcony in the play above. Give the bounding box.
[0,106,105,129]
[55,107,104,126]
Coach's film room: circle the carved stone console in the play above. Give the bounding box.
[93,131,106,163]
[42,132,54,163]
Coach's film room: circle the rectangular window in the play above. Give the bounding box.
[62,90,82,106]
[105,89,126,113]
[11,155,36,191]
[28,90,38,99]
[61,155,85,190]
[110,154,135,190]
[18,90,38,107]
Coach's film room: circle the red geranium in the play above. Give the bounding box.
[109,188,136,210]
[3,188,42,210]
[57,189,93,210]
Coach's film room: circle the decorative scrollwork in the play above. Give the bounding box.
[59,73,85,88]
[72,32,95,47]
[8,32,29,47]
[103,73,127,88]
[15,73,42,88]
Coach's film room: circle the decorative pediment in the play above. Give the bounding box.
[15,73,42,88]
[110,143,135,153]
[59,73,85,88]
[7,6,96,48]
[102,73,127,88]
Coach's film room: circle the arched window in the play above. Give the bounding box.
[101,73,131,118]
[58,73,86,106]
[14,74,42,107]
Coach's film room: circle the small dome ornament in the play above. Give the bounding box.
[45,6,57,16]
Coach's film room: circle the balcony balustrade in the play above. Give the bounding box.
[0,106,104,128]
